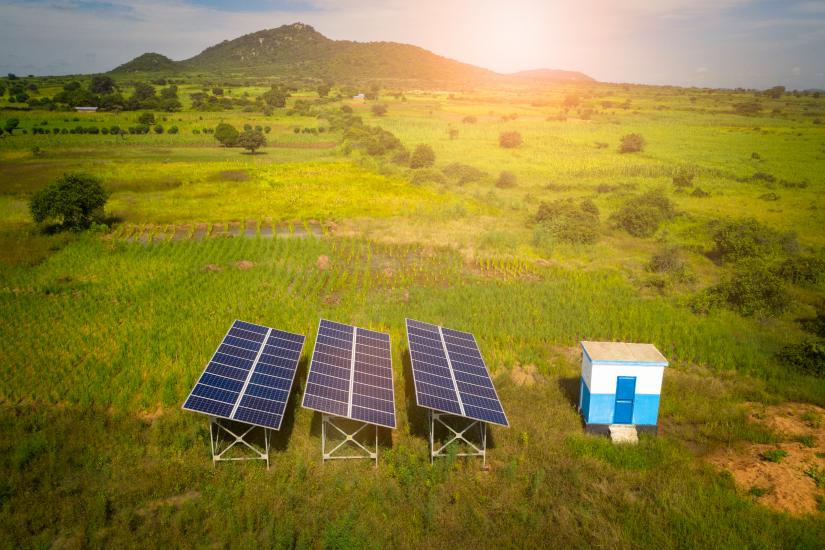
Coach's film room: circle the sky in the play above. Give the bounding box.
[1,0,824,89]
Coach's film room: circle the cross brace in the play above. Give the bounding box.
[209,417,271,468]
[321,414,378,465]
[429,410,488,467]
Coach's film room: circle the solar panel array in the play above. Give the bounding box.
[302,319,396,428]
[183,320,305,430]
[405,319,508,426]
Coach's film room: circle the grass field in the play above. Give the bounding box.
[1,79,824,547]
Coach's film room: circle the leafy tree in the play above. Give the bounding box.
[703,261,790,317]
[365,83,380,100]
[764,86,785,99]
[4,118,20,134]
[90,75,115,94]
[137,112,155,125]
[29,173,108,230]
[612,189,676,237]
[618,133,645,153]
[563,94,580,108]
[371,104,388,116]
[214,122,239,147]
[341,105,353,114]
[160,85,178,100]
[499,131,522,148]
[63,81,81,92]
[317,83,331,98]
[132,82,156,103]
[710,218,797,262]
[212,87,223,96]
[410,144,435,169]
[261,86,289,108]
[237,129,266,154]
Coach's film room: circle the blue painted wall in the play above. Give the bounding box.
[579,377,660,425]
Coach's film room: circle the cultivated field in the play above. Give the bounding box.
[1,79,824,547]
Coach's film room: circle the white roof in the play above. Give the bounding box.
[581,341,668,366]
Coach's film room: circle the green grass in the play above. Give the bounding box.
[1,80,824,547]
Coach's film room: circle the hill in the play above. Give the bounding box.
[510,68,595,83]
[111,22,591,84]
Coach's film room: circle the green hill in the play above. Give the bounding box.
[111,22,591,85]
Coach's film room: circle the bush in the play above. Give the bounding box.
[409,168,446,186]
[214,122,239,147]
[137,112,155,125]
[496,171,517,188]
[371,104,387,116]
[153,124,164,134]
[29,173,108,230]
[612,189,676,238]
[410,144,435,169]
[341,105,353,114]
[648,245,685,274]
[236,129,266,153]
[462,115,477,124]
[774,254,825,286]
[618,133,645,153]
[779,340,825,378]
[691,187,709,197]
[710,218,797,262]
[800,312,825,338]
[442,163,486,184]
[672,167,695,188]
[168,125,179,134]
[534,199,600,245]
[702,262,790,316]
[499,131,522,148]
[734,102,761,115]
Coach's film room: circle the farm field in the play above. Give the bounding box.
[1,77,825,548]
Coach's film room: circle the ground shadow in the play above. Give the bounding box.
[401,348,429,439]
[558,376,585,428]
[270,355,309,451]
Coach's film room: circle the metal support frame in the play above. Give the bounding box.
[321,414,378,465]
[209,416,271,468]
[429,410,488,467]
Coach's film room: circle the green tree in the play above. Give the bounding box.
[371,104,388,116]
[214,122,239,147]
[4,118,20,134]
[90,75,115,94]
[29,173,108,230]
[237,129,266,154]
[317,83,332,98]
[410,144,435,169]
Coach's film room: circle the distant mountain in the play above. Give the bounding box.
[111,23,593,85]
[113,53,177,73]
[509,69,594,83]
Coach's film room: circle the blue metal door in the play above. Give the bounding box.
[613,376,636,424]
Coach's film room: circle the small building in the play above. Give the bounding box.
[578,341,668,435]
[74,106,98,112]
[352,93,365,101]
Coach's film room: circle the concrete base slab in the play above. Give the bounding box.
[609,424,639,444]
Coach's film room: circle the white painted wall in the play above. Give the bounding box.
[583,364,664,394]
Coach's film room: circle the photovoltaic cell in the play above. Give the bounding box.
[405,319,508,427]
[182,320,305,430]
[302,319,396,428]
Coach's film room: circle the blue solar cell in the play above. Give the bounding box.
[405,319,508,427]
[302,320,396,428]
[183,320,305,430]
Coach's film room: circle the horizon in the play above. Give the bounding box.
[1,1,824,89]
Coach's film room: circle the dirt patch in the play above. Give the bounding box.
[323,293,340,306]
[137,406,164,423]
[317,255,331,271]
[236,260,254,270]
[706,402,825,515]
[510,363,539,386]
[203,264,223,273]
[137,491,200,517]
[212,170,250,182]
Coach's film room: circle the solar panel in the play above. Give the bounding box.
[302,319,396,428]
[405,319,508,426]
[182,320,305,430]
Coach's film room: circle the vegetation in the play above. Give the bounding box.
[499,130,523,148]
[611,189,676,238]
[534,199,600,245]
[29,172,108,230]
[237,129,266,153]
[410,144,436,168]
[618,133,646,153]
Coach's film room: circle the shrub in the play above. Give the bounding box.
[168,126,179,134]
[580,199,599,217]
[499,131,522,148]
[760,449,788,463]
[703,262,790,317]
[496,171,517,188]
[734,102,761,115]
[775,254,825,286]
[648,246,685,274]
[409,168,446,186]
[710,218,797,262]
[462,115,477,124]
[214,122,239,147]
[618,133,645,153]
[691,187,709,197]
[410,144,435,169]
[153,124,164,134]
[779,341,825,377]
[612,189,676,238]
[534,199,600,245]
[800,313,825,338]
[137,112,155,125]
[29,172,108,230]
[442,163,486,184]
[759,192,779,201]
[371,104,387,116]
[672,167,695,188]
[341,105,353,114]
